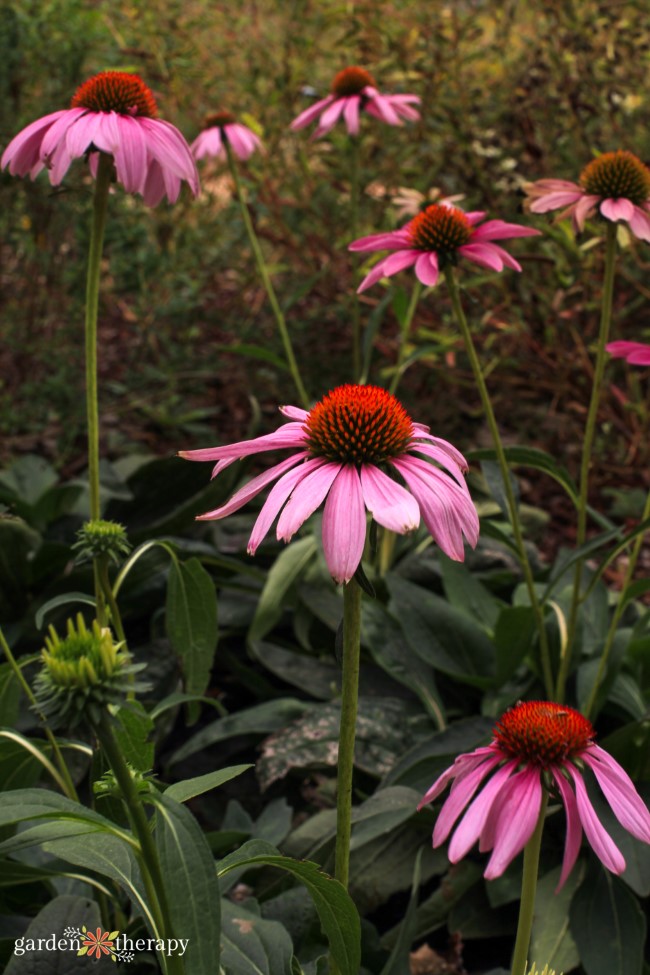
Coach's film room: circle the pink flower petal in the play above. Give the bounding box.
[583,746,650,843]
[414,252,439,287]
[600,197,635,222]
[628,205,650,242]
[313,97,346,138]
[191,128,224,161]
[380,249,421,277]
[432,754,502,845]
[357,259,391,294]
[178,422,307,465]
[607,341,650,366]
[568,765,626,874]
[196,452,307,521]
[447,760,518,862]
[279,405,309,421]
[483,767,542,878]
[410,441,469,486]
[418,746,499,810]
[459,242,505,272]
[343,96,361,136]
[248,457,329,553]
[552,768,584,891]
[470,219,540,241]
[359,464,420,533]
[1,109,72,176]
[349,230,412,253]
[366,91,401,126]
[113,115,148,194]
[290,96,335,131]
[572,194,600,230]
[529,190,584,213]
[321,465,366,583]
[276,462,342,541]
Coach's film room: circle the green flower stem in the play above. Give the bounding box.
[444,267,554,698]
[334,578,363,889]
[225,141,310,409]
[584,487,650,719]
[559,223,618,703]
[349,136,362,381]
[0,625,78,801]
[511,792,548,975]
[95,713,184,975]
[389,281,422,395]
[96,556,134,699]
[85,153,113,626]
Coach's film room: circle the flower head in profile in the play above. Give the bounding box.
[607,340,650,366]
[291,66,420,139]
[180,385,478,584]
[419,701,650,888]
[350,203,539,292]
[191,110,263,162]
[1,71,199,206]
[525,150,650,240]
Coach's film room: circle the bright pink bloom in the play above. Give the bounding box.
[607,340,650,366]
[526,150,650,241]
[1,71,199,207]
[291,66,420,139]
[180,385,478,584]
[191,111,263,162]
[419,701,650,888]
[350,203,539,292]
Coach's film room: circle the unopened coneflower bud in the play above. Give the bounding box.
[73,519,131,565]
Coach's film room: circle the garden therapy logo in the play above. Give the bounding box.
[13,926,189,962]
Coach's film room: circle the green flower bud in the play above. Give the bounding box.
[33,614,147,728]
[526,965,562,975]
[93,766,156,800]
[73,519,131,565]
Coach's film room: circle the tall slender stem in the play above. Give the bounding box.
[389,281,422,395]
[334,579,363,889]
[510,793,548,975]
[95,714,184,975]
[225,142,309,409]
[349,137,362,381]
[584,487,650,718]
[559,223,618,703]
[0,625,78,801]
[85,153,112,624]
[444,267,554,697]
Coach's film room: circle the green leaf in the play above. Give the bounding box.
[218,846,361,975]
[217,341,290,371]
[383,861,482,947]
[165,765,254,803]
[248,537,318,643]
[5,894,109,975]
[34,591,97,630]
[154,793,221,975]
[113,703,155,772]
[493,606,536,685]
[530,864,583,973]
[166,556,218,704]
[439,553,501,631]
[570,862,646,975]
[480,458,520,519]
[149,690,227,721]
[220,898,294,975]
[248,640,340,700]
[379,849,423,975]
[0,517,40,619]
[0,662,22,727]
[467,445,578,504]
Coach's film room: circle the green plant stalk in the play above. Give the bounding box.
[559,223,618,703]
[444,267,554,697]
[389,281,422,395]
[349,136,362,381]
[96,555,135,699]
[334,579,362,888]
[95,713,184,975]
[510,792,548,975]
[0,625,78,801]
[225,141,310,409]
[584,487,650,718]
[85,153,113,626]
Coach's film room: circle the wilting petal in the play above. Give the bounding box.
[360,464,420,533]
[322,465,366,583]
[572,194,600,230]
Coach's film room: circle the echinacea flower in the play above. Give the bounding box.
[606,340,650,366]
[418,701,650,889]
[349,203,540,292]
[1,71,199,206]
[191,110,263,162]
[525,150,650,240]
[180,385,478,583]
[291,66,420,139]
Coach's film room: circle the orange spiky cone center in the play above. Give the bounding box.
[71,71,158,118]
[305,385,413,464]
[331,66,376,97]
[580,150,650,206]
[408,204,472,253]
[494,701,594,768]
[203,110,237,129]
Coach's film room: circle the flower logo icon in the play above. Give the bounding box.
[79,926,118,959]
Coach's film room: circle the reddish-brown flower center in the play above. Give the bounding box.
[494,701,594,768]
[408,204,472,254]
[71,71,158,118]
[580,150,650,206]
[331,66,376,97]
[203,110,236,129]
[305,385,413,464]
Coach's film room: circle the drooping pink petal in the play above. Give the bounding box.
[553,768,584,891]
[138,118,199,191]
[458,242,505,272]
[568,765,626,874]
[410,440,471,486]
[357,259,391,293]
[447,760,518,862]
[348,230,412,253]
[248,458,330,553]
[196,452,307,521]
[37,109,88,166]
[583,746,650,843]
[290,96,335,131]
[529,190,584,213]
[321,465,366,583]
[388,94,421,121]
[343,95,361,136]
[276,462,342,541]
[141,159,167,207]
[414,252,439,287]
[366,90,402,126]
[63,111,106,159]
[432,753,503,846]
[627,205,650,242]
[191,127,224,160]
[607,341,650,366]
[279,405,309,421]
[226,123,262,160]
[410,431,469,471]
[571,194,600,230]
[470,219,540,242]
[178,422,307,465]
[600,198,635,222]
[418,745,501,810]
[359,464,420,533]
[313,97,346,138]
[380,249,421,277]
[1,109,72,176]
[482,767,542,878]
[113,115,148,194]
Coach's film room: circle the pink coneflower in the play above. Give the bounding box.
[1,71,199,206]
[191,110,263,162]
[291,66,420,139]
[525,150,650,241]
[419,701,650,888]
[607,340,650,366]
[349,203,540,292]
[180,385,478,584]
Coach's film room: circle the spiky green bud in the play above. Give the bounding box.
[73,519,131,565]
[526,964,562,975]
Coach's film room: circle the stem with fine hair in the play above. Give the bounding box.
[349,135,362,381]
[584,486,650,719]
[510,792,548,975]
[389,281,422,395]
[225,141,310,409]
[0,625,78,801]
[95,713,184,975]
[85,152,113,625]
[559,222,618,703]
[444,266,554,698]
